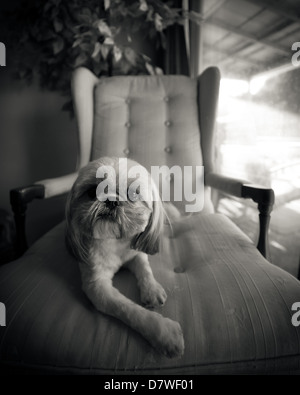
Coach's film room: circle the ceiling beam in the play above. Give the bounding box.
[248,0,300,25]
[214,19,294,65]
[203,0,229,20]
[204,44,267,69]
[205,17,291,56]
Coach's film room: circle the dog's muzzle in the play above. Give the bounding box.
[105,199,120,210]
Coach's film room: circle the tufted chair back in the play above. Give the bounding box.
[72,67,221,213]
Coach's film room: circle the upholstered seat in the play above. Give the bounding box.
[1,68,300,374]
[1,214,300,374]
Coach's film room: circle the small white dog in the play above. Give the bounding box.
[66,157,184,358]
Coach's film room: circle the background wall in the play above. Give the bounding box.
[0,65,78,246]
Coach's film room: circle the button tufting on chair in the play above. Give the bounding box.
[165,120,171,127]
[164,96,170,102]
[174,266,185,274]
[125,122,131,128]
[164,146,172,154]
[123,148,130,155]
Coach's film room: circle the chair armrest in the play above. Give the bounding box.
[10,172,78,257]
[206,172,275,206]
[206,172,275,260]
[10,184,45,210]
[35,172,78,198]
[241,183,275,206]
[206,173,249,198]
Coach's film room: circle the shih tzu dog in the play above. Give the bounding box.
[66,157,184,359]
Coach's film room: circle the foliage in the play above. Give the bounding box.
[4,0,201,111]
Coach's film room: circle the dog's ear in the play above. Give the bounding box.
[65,179,93,264]
[130,182,165,255]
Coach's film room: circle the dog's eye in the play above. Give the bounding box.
[128,191,138,202]
[128,188,140,202]
[87,187,97,199]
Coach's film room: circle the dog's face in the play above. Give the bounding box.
[66,157,164,263]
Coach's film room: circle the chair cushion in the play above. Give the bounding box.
[1,214,300,374]
[91,75,213,213]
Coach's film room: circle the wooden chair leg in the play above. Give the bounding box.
[257,202,273,261]
[10,185,45,257]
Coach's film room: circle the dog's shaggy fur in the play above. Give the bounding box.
[66,157,184,358]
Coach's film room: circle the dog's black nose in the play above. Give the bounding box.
[105,199,120,209]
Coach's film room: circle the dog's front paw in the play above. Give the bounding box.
[140,280,167,308]
[152,317,185,359]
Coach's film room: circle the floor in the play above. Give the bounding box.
[217,197,300,279]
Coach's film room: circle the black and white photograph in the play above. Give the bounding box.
[0,0,300,379]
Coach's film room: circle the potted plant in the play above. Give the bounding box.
[4,0,201,111]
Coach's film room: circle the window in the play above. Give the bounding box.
[201,0,300,277]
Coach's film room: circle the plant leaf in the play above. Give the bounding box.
[53,19,64,32]
[100,44,111,60]
[92,42,101,58]
[73,53,88,68]
[53,37,64,54]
